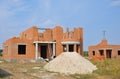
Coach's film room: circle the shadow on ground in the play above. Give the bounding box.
[0,69,12,78]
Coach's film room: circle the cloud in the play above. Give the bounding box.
[0,0,28,18]
[110,0,120,6]
[0,0,53,48]
[21,0,53,27]
[0,0,29,48]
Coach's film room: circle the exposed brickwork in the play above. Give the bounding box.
[89,40,120,60]
[3,26,83,61]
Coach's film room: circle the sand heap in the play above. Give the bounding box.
[44,52,97,74]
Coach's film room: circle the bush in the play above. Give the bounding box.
[84,51,88,57]
[0,49,2,56]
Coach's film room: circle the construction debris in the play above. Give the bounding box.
[44,52,97,74]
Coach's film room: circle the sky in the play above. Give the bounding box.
[0,0,120,51]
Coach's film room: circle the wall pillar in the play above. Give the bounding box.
[104,49,106,58]
[74,44,77,52]
[66,44,69,52]
[52,43,56,58]
[35,42,38,60]
[78,45,81,54]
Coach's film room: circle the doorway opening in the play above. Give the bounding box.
[69,45,74,52]
[99,50,104,56]
[106,50,112,58]
[41,45,47,58]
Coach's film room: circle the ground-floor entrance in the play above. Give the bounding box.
[40,45,47,59]
[69,45,74,52]
[106,50,112,58]
[34,41,56,60]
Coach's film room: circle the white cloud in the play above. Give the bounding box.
[0,0,29,48]
[110,0,120,6]
[0,0,28,19]
[0,0,54,48]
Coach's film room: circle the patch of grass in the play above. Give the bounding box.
[92,58,120,79]
[70,58,120,79]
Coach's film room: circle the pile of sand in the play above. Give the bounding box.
[44,52,97,74]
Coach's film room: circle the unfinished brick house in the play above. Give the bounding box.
[89,39,120,60]
[3,26,83,61]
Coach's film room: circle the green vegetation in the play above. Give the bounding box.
[71,51,120,79]
[92,57,120,78]
[0,49,2,56]
[1,50,120,79]
[84,51,88,57]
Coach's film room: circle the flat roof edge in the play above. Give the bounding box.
[33,41,56,44]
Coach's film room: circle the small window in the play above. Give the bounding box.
[92,51,95,56]
[18,45,26,55]
[118,50,120,55]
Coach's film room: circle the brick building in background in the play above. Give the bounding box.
[3,26,83,61]
[88,39,120,60]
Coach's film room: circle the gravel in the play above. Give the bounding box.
[44,52,97,74]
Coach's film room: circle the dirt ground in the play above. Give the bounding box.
[0,60,75,79]
[1,57,120,79]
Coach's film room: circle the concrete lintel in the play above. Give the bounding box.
[99,48,113,50]
[61,41,80,45]
[17,43,27,45]
[33,41,56,44]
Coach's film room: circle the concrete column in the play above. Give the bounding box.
[52,43,56,58]
[74,44,77,52]
[66,44,69,52]
[35,42,38,60]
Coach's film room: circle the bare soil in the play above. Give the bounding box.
[1,57,120,79]
[0,60,74,79]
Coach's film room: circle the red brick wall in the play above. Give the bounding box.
[3,26,83,61]
[43,29,53,41]
[20,26,38,41]
[62,27,83,55]
[53,26,63,56]
[89,40,120,60]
